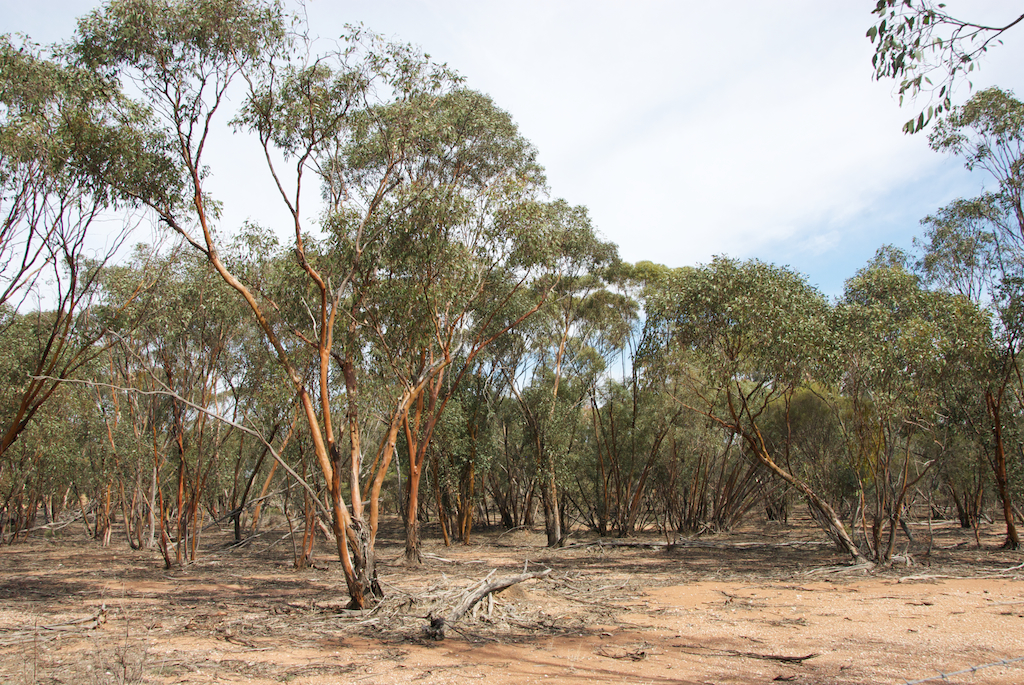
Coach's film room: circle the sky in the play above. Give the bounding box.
[5,0,1024,297]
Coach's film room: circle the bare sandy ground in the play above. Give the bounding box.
[2,517,1023,684]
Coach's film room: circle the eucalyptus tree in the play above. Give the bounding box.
[332,92,583,564]
[930,88,1024,240]
[218,237,305,544]
[0,35,167,468]
[915,205,1007,534]
[2,345,133,545]
[587,376,684,536]
[71,0,598,602]
[643,257,865,562]
[244,78,580,566]
[575,261,681,537]
[498,220,621,547]
[767,388,858,526]
[620,262,765,535]
[103,246,265,563]
[72,0,405,603]
[831,249,993,561]
[919,88,1024,547]
[645,397,772,535]
[481,339,536,530]
[916,196,1001,302]
[0,382,92,542]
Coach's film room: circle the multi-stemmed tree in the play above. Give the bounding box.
[643,257,867,562]
[70,0,610,603]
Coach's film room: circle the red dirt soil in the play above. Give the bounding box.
[1,516,1023,684]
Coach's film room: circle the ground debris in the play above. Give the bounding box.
[673,644,819,664]
[425,567,553,640]
[596,643,654,661]
[2,519,1023,684]
[0,605,107,646]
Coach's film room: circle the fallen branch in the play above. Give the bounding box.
[669,540,832,550]
[496,525,530,541]
[728,649,818,664]
[425,567,552,640]
[803,561,875,576]
[560,539,668,550]
[898,574,955,583]
[675,644,818,664]
[32,606,107,632]
[422,552,456,563]
[25,508,89,534]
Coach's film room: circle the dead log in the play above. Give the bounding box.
[726,649,818,664]
[425,567,552,640]
[674,644,818,665]
[558,539,668,551]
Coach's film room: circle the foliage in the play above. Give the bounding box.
[868,1,1024,133]
[831,248,993,560]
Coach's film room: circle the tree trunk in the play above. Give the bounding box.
[401,374,441,564]
[433,452,452,547]
[749,428,865,564]
[331,485,365,608]
[405,457,424,563]
[459,456,474,544]
[542,458,562,547]
[987,390,1020,549]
